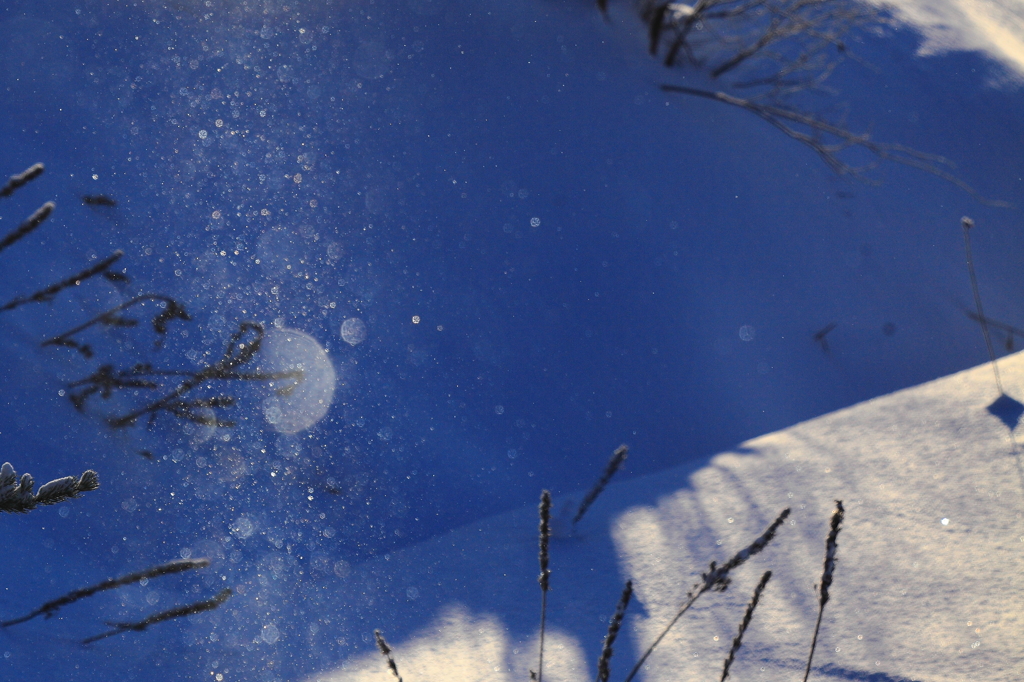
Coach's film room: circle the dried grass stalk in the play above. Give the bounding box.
[536,489,553,682]
[596,580,632,682]
[802,501,844,682]
[720,570,771,682]
[2,558,209,627]
[623,507,790,682]
[0,163,44,198]
[82,588,232,645]
[0,202,54,255]
[374,630,404,682]
[573,445,629,527]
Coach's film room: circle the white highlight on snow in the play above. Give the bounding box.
[871,0,1024,78]
[314,605,586,682]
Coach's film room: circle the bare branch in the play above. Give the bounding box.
[659,84,1012,207]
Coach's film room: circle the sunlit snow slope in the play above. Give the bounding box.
[873,0,1024,79]
[306,351,1024,682]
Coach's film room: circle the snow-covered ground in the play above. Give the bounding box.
[1,1,1023,680]
[874,0,1024,80]
[307,351,1024,682]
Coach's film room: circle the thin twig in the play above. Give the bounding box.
[97,322,300,428]
[81,588,232,645]
[42,294,188,358]
[0,251,124,313]
[962,217,1003,394]
[2,558,209,626]
[659,85,1010,207]
[0,202,54,255]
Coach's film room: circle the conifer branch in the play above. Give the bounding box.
[0,462,98,514]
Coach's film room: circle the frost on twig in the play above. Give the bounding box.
[0,462,99,514]
[0,202,54,256]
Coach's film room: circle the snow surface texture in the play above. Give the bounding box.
[875,0,1024,79]
[308,353,1024,682]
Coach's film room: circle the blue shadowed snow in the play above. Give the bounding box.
[0,0,1022,679]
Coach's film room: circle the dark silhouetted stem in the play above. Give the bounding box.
[802,501,844,682]
[82,588,231,645]
[623,508,790,682]
[2,558,208,627]
[537,490,552,682]
[596,580,632,682]
[962,217,1003,395]
[374,630,404,682]
[0,202,53,255]
[0,251,124,313]
[720,571,771,682]
[573,445,629,527]
[0,163,44,198]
